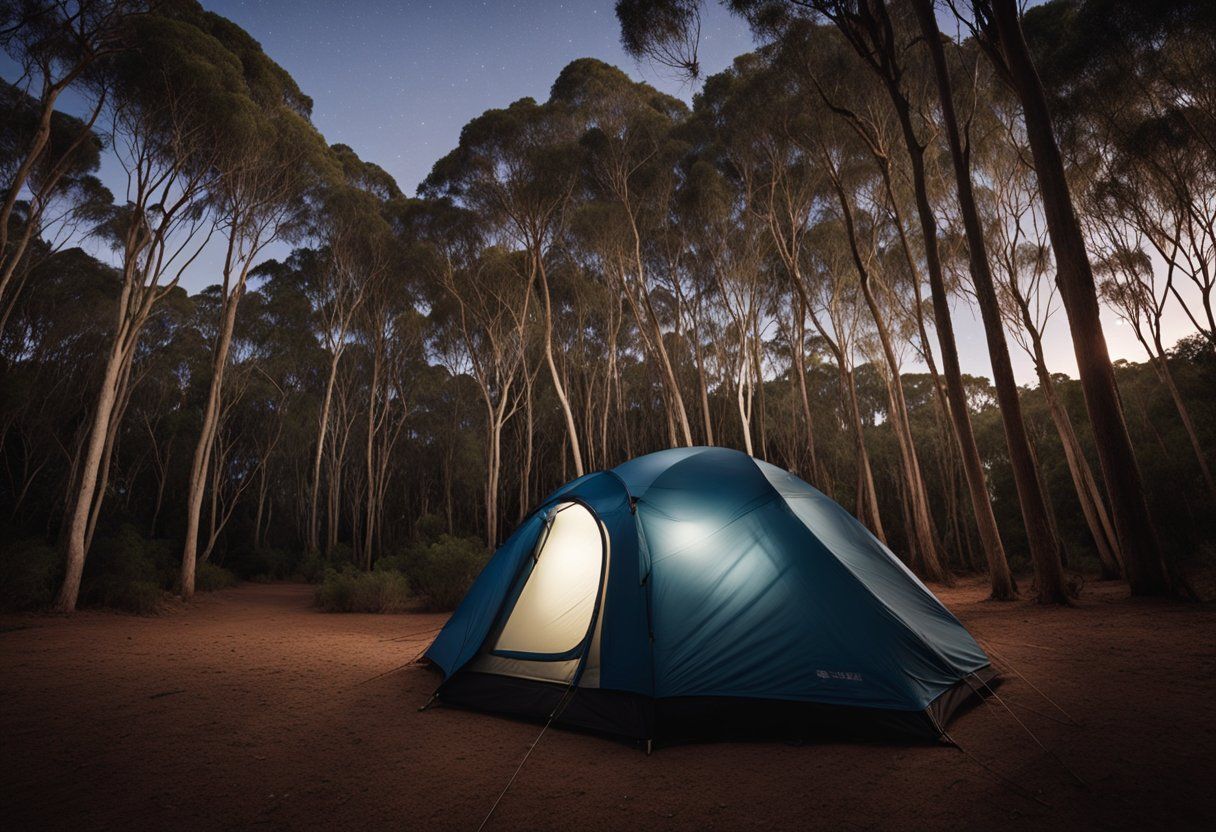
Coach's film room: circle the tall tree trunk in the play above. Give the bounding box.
[844,364,885,543]
[751,317,768,458]
[694,334,714,446]
[989,0,1173,596]
[1150,343,1216,504]
[309,350,342,554]
[535,252,584,476]
[827,165,945,580]
[56,333,129,611]
[792,297,823,486]
[628,217,694,446]
[519,368,535,520]
[735,350,754,456]
[1028,343,1124,577]
[915,0,1058,601]
[182,258,245,597]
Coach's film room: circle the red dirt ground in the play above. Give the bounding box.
[2,578,1213,831]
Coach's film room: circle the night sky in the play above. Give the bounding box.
[0,0,1196,381]
[204,0,753,196]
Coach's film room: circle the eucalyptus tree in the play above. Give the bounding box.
[979,105,1124,577]
[619,1,1011,593]
[956,0,1174,595]
[553,58,696,447]
[700,166,770,456]
[1028,0,1216,345]
[0,81,112,333]
[911,0,1066,601]
[422,96,587,476]
[55,5,246,611]
[663,183,723,448]
[804,219,887,539]
[694,54,829,483]
[305,176,392,555]
[178,6,332,598]
[1094,238,1216,505]
[423,199,532,547]
[0,0,145,316]
[0,246,121,535]
[820,141,945,579]
[355,199,424,565]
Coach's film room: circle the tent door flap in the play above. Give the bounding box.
[489,500,606,663]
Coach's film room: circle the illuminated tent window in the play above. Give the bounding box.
[493,502,603,657]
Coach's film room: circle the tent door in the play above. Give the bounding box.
[465,500,608,685]
[490,500,605,661]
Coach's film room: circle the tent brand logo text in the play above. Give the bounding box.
[817,670,864,682]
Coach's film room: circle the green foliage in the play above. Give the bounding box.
[81,526,173,613]
[3,0,1215,616]
[404,534,489,612]
[296,552,328,584]
[372,554,409,573]
[243,547,294,581]
[314,566,412,613]
[0,538,61,611]
[195,562,238,591]
[414,513,447,544]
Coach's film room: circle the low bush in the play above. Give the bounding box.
[296,552,327,583]
[195,562,238,591]
[373,554,409,573]
[414,513,447,544]
[328,541,356,568]
[0,538,61,611]
[223,546,291,581]
[406,534,488,611]
[314,566,412,613]
[89,578,164,614]
[81,525,171,613]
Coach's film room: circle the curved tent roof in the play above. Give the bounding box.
[425,447,993,742]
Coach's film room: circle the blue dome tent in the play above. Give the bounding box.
[424,447,995,742]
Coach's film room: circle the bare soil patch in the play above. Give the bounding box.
[2,579,1213,831]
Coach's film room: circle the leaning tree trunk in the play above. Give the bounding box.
[1150,340,1216,505]
[915,0,1061,601]
[990,0,1173,596]
[309,348,343,554]
[828,169,944,580]
[535,252,584,476]
[871,94,1006,594]
[843,364,886,544]
[56,329,130,611]
[182,271,244,598]
[694,334,715,446]
[629,217,694,446]
[792,297,824,488]
[1033,350,1123,578]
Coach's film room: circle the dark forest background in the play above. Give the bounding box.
[1,0,1212,613]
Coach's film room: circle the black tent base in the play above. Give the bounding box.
[434,665,1000,747]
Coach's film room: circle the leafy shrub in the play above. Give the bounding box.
[82,525,170,613]
[328,541,356,568]
[195,562,238,591]
[414,513,447,544]
[239,547,293,581]
[296,552,327,583]
[90,578,164,615]
[407,534,488,611]
[0,538,61,611]
[373,554,409,573]
[314,566,412,613]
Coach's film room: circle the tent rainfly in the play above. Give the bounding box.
[424,447,996,743]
